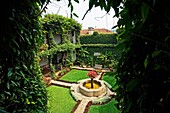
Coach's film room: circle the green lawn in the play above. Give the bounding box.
[47,70,120,113]
[88,72,120,113]
[102,72,118,90]
[60,69,89,82]
[47,85,76,113]
[89,99,120,113]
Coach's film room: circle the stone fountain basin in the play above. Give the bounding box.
[79,79,106,97]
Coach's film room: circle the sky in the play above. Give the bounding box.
[42,0,118,30]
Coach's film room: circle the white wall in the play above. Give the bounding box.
[40,57,49,67]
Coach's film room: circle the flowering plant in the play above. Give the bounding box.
[87,70,97,78]
[87,70,97,88]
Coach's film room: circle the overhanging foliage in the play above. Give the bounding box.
[80,0,170,113]
[0,0,48,112]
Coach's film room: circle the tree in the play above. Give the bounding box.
[77,0,170,113]
[0,0,49,112]
[87,70,97,88]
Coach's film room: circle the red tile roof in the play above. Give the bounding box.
[80,29,89,35]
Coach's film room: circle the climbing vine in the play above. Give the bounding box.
[41,14,81,37]
[0,0,49,112]
[1,0,169,112]
[39,14,81,77]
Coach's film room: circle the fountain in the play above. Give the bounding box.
[70,70,116,104]
[79,79,106,97]
[84,80,100,89]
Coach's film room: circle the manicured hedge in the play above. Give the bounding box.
[80,34,117,44]
[81,44,115,47]
[102,72,118,90]
[82,46,115,56]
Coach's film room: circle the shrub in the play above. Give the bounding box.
[80,34,117,44]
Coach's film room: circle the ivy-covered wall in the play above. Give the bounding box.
[39,14,82,77]
[0,1,48,112]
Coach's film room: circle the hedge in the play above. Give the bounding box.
[82,47,115,56]
[80,34,117,44]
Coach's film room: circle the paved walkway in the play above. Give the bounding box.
[50,80,76,87]
[72,66,94,71]
[73,99,90,113]
[72,66,112,72]
[95,72,103,80]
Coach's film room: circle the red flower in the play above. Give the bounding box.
[87,70,97,78]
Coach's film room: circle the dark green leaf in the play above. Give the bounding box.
[125,101,132,112]
[100,0,107,11]
[11,81,17,86]
[89,0,96,10]
[4,91,11,95]
[152,50,161,58]
[71,5,73,12]
[73,13,79,18]
[20,71,25,78]
[68,0,71,7]
[95,2,100,7]
[23,64,28,71]
[126,79,140,92]
[141,2,149,22]
[7,82,10,89]
[70,13,73,18]
[153,64,161,70]
[12,39,19,48]
[8,68,13,77]
[144,56,149,68]
[74,0,79,3]
[165,36,170,42]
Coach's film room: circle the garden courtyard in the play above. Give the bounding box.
[46,68,120,113]
[1,1,169,113]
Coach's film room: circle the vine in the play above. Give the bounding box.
[79,0,170,112]
[0,0,48,112]
[39,14,81,76]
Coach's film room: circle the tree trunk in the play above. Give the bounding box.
[91,78,93,88]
